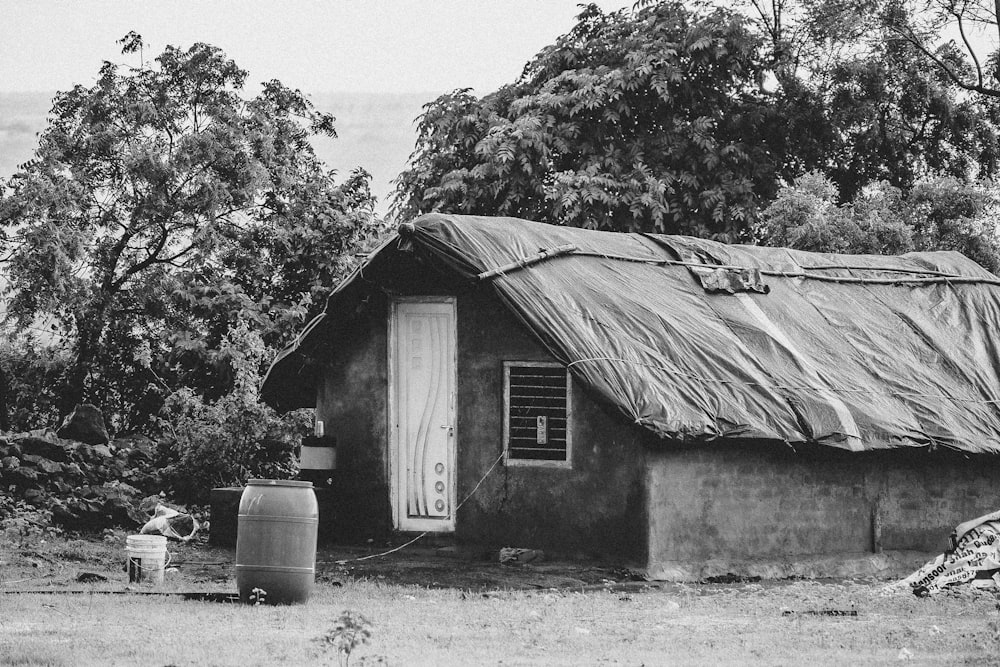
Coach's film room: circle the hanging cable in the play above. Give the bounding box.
[332,450,506,564]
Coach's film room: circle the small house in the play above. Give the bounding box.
[261,214,1000,578]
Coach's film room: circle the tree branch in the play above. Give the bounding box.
[111,224,169,292]
[950,1,985,89]
[887,24,1000,97]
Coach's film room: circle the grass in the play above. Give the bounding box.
[4,580,1000,665]
[3,533,1000,665]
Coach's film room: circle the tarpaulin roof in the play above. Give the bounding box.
[262,213,1000,454]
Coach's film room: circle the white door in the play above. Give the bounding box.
[389,298,457,532]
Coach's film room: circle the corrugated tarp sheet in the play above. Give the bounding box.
[262,213,1000,453]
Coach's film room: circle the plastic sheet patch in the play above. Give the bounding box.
[897,510,1000,596]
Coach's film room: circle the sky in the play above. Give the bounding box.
[0,1,633,97]
[5,1,995,209]
[0,1,633,209]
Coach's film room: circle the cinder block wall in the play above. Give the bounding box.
[647,443,1000,566]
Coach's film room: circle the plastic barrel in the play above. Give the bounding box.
[235,479,318,605]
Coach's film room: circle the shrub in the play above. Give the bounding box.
[0,336,71,433]
[156,323,311,504]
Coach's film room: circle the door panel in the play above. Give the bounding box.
[390,299,456,531]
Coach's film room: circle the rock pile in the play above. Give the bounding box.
[0,427,157,530]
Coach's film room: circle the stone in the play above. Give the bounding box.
[56,404,110,445]
[113,434,155,454]
[60,462,84,478]
[36,458,63,475]
[91,444,113,459]
[18,435,69,462]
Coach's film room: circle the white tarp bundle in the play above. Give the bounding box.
[140,503,200,542]
[898,510,1000,596]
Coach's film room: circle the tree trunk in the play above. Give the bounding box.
[61,310,106,417]
[0,363,9,432]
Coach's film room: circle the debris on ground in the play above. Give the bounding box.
[141,504,200,541]
[892,509,1000,596]
[704,573,762,584]
[499,548,544,564]
[782,609,858,617]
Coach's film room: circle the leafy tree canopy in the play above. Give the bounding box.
[396,1,1000,241]
[0,37,379,425]
[876,0,1000,99]
[760,172,1000,271]
[744,0,1000,201]
[395,2,787,240]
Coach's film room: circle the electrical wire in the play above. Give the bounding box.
[333,450,506,564]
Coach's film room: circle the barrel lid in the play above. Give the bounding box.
[246,479,314,488]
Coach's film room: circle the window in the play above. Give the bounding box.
[504,362,571,466]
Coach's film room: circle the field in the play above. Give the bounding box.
[2,533,1000,666]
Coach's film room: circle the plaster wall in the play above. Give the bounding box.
[312,277,647,561]
[454,289,647,562]
[647,443,1000,574]
[314,294,392,542]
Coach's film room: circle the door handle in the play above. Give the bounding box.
[440,425,454,436]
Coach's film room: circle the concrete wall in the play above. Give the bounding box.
[306,263,1000,571]
[647,442,1000,575]
[311,268,647,561]
[453,289,647,562]
[314,290,393,543]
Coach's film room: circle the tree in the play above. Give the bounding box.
[740,0,1000,200]
[759,171,1000,271]
[759,172,914,253]
[822,37,1000,199]
[880,0,1000,99]
[395,1,1000,240]
[156,322,310,503]
[0,37,378,422]
[906,176,1000,271]
[394,2,790,240]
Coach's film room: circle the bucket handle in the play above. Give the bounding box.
[126,548,172,568]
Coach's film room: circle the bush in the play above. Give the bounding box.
[0,336,71,433]
[156,323,311,504]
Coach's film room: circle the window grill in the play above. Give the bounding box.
[504,362,570,465]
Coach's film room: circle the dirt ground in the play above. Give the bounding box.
[0,530,652,593]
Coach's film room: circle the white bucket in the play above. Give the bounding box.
[126,534,170,585]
